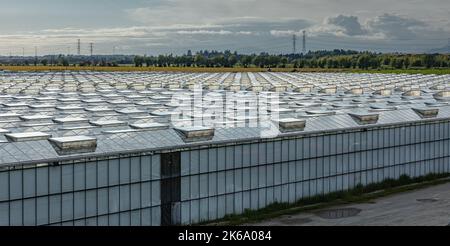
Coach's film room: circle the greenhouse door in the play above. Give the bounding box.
[160,152,181,225]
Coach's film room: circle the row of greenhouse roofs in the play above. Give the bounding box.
[0,71,449,166]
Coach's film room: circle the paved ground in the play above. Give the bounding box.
[248,182,450,226]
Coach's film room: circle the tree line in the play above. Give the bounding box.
[1,49,449,70]
[0,55,133,67]
[133,49,450,69]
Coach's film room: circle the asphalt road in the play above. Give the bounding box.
[248,182,450,226]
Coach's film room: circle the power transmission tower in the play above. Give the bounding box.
[302,30,306,53]
[34,47,38,66]
[22,48,25,57]
[90,43,93,56]
[77,39,81,55]
[292,34,297,54]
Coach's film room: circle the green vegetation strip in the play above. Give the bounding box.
[201,173,450,226]
[349,68,450,75]
[1,66,450,74]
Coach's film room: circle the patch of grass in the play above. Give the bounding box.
[350,68,450,75]
[201,173,450,226]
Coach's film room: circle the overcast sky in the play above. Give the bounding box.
[0,0,449,55]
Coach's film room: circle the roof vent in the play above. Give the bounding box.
[90,120,127,127]
[369,104,397,111]
[175,126,215,142]
[130,122,169,130]
[412,107,439,118]
[56,105,84,111]
[270,85,286,92]
[0,113,21,120]
[402,90,421,97]
[85,107,114,113]
[373,89,392,96]
[20,122,56,127]
[102,129,138,134]
[295,87,312,93]
[249,85,263,92]
[429,84,445,90]
[19,115,53,122]
[5,131,52,142]
[306,110,336,116]
[0,128,10,134]
[3,102,29,108]
[29,104,55,109]
[273,118,306,133]
[349,112,379,125]
[433,91,450,101]
[319,87,337,94]
[53,117,89,124]
[115,108,146,115]
[49,136,97,155]
[346,88,363,95]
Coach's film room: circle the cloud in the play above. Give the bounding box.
[237,31,254,35]
[326,15,367,36]
[283,13,445,42]
[366,13,427,39]
[270,30,298,37]
[1,3,449,56]
[175,30,256,35]
[175,30,233,35]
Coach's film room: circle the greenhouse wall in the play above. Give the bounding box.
[0,120,450,226]
[178,121,450,224]
[0,155,161,226]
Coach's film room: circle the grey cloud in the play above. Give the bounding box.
[367,13,427,39]
[326,15,367,36]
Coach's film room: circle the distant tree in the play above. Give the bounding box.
[212,55,225,67]
[267,55,280,68]
[423,54,436,68]
[134,56,144,67]
[194,54,206,67]
[240,55,253,68]
[253,55,265,68]
[279,57,288,68]
[382,57,391,66]
[411,58,423,67]
[404,57,410,69]
[357,55,371,69]
[228,55,238,67]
